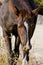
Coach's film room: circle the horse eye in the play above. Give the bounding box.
[0,1,2,6]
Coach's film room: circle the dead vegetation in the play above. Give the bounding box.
[0,36,11,65]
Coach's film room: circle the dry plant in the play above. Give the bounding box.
[0,35,11,65]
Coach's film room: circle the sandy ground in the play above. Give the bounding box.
[31,25,43,57]
[29,15,43,65]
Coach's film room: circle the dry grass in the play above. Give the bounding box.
[17,55,43,65]
[0,37,10,65]
[0,54,10,65]
[29,55,43,65]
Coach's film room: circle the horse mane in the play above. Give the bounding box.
[10,0,32,19]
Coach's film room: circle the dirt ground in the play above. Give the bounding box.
[0,52,43,65]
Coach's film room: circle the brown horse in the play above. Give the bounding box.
[0,0,43,65]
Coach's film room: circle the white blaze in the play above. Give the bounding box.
[24,21,29,49]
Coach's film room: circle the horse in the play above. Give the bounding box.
[10,0,43,65]
[0,0,43,65]
[0,0,32,64]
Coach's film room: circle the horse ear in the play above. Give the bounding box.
[0,1,2,6]
[32,8,39,15]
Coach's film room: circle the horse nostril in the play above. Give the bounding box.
[0,1,2,6]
